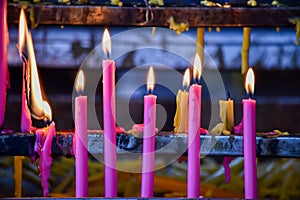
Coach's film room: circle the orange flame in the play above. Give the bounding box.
[26,30,51,121]
[146,66,155,93]
[183,68,190,88]
[75,70,85,93]
[245,68,255,95]
[102,29,111,58]
[193,53,202,81]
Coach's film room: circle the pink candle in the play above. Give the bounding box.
[75,70,88,197]
[18,9,32,132]
[141,67,157,197]
[102,29,117,197]
[243,68,257,199]
[187,54,202,198]
[0,0,8,128]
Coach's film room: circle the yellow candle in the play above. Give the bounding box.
[241,27,251,74]
[219,99,234,135]
[14,156,23,197]
[196,28,205,68]
[174,69,190,133]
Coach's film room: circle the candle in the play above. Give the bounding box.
[18,9,32,132]
[141,66,157,198]
[219,97,234,135]
[75,70,88,197]
[243,68,257,199]
[187,53,202,198]
[102,28,117,197]
[0,0,8,128]
[174,69,190,133]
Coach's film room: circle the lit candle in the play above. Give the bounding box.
[26,26,55,197]
[75,70,88,197]
[18,9,32,132]
[219,96,234,135]
[141,66,157,198]
[243,68,257,199]
[0,0,8,128]
[187,53,202,198]
[174,69,190,133]
[102,28,117,197]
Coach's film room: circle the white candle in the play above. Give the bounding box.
[75,70,88,197]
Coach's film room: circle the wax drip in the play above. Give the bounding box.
[223,156,234,183]
[34,122,56,197]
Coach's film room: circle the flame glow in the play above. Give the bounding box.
[18,9,27,55]
[183,68,190,88]
[193,53,202,81]
[245,68,255,95]
[146,66,155,93]
[75,70,85,93]
[102,29,111,57]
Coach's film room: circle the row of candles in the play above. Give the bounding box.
[0,5,258,199]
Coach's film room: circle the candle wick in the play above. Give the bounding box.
[107,52,110,60]
[227,91,231,100]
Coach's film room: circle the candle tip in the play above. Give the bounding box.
[147,67,155,94]
[245,68,255,96]
[102,28,111,58]
[75,70,85,94]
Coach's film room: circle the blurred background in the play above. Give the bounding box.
[1,0,300,198]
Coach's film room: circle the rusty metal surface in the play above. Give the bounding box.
[8,3,300,27]
[1,131,300,158]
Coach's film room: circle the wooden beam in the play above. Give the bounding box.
[8,3,300,27]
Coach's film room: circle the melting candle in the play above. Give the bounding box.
[75,70,88,197]
[174,69,190,133]
[187,54,202,198]
[102,28,117,197]
[243,68,257,198]
[141,67,157,197]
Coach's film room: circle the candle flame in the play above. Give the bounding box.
[18,9,28,55]
[245,68,255,95]
[147,66,155,93]
[102,29,111,58]
[43,101,52,122]
[183,68,190,88]
[193,53,202,81]
[27,30,51,121]
[75,70,85,93]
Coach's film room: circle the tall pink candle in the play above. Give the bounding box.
[75,70,88,197]
[243,68,257,199]
[102,29,117,197]
[0,0,8,128]
[141,67,156,198]
[187,54,202,198]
